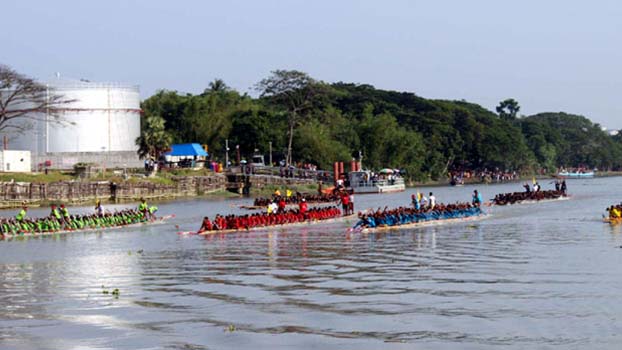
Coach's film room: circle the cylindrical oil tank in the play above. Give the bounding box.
[1,79,141,155]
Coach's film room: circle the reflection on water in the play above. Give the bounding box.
[2,178,622,349]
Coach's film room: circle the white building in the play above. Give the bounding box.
[0,150,31,172]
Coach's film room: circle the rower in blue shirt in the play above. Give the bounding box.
[472,190,483,208]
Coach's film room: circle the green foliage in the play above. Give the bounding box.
[228,108,284,161]
[140,73,622,180]
[135,115,172,160]
[520,112,622,170]
[255,70,319,165]
[141,90,188,142]
[141,88,251,157]
[293,119,351,170]
[496,98,521,121]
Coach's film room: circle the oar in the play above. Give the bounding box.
[177,231,198,235]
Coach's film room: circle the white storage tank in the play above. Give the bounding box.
[0,78,142,169]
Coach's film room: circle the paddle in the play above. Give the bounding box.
[177,231,198,235]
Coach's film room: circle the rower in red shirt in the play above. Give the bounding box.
[278,197,286,213]
[299,198,308,215]
[198,217,212,233]
[340,192,350,216]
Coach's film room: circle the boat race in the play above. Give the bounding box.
[3,2,622,350]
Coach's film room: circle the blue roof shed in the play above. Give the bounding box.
[164,143,208,157]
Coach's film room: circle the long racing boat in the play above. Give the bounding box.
[178,214,357,236]
[558,171,594,178]
[351,211,488,234]
[1,215,175,240]
[488,195,570,206]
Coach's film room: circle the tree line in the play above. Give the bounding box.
[6,64,618,180]
[138,70,622,180]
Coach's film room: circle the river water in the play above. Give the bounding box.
[2,177,622,349]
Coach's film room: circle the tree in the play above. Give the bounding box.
[293,119,352,169]
[205,78,230,93]
[135,115,172,165]
[255,70,316,166]
[228,108,283,160]
[496,98,520,121]
[140,90,188,142]
[0,64,73,133]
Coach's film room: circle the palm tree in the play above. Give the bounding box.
[207,78,229,93]
[135,115,172,169]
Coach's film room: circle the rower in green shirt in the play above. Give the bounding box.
[16,203,28,222]
[50,204,62,220]
[148,205,158,220]
[59,204,73,228]
[138,198,149,219]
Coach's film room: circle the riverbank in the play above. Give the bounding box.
[0,171,325,209]
[2,169,618,209]
[0,174,227,209]
[407,170,622,188]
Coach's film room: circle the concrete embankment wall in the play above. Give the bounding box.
[0,175,324,208]
[0,175,227,208]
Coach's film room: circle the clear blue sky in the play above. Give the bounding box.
[2,0,621,128]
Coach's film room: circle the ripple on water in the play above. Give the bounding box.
[3,179,622,348]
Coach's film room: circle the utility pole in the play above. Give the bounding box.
[359,150,363,170]
[225,139,229,168]
[269,141,273,167]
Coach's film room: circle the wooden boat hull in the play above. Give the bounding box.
[1,215,175,240]
[490,195,569,206]
[558,172,594,178]
[356,213,489,233]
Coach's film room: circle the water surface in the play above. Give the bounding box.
[1,178,622,349]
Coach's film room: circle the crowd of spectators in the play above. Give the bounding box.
[449,168,519,184]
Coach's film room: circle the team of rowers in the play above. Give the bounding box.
[197,206,343,233]
[491,181,567,206]
[0,198,158,236]
[353,201,483,230]
[256,188,354,215]
[252,190,340,207]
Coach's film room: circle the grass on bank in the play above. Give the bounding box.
[0,168,219,186]
[0,171,73,183]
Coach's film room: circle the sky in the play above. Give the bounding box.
[2,0,621,128]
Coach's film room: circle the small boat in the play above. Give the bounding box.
[239,202,338,211]
[557,171,594,178]
[348,170,405,194]
[489,194,570,206]
[1,215,175,239]
[354,212,489,234]
[178,214,357,236]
